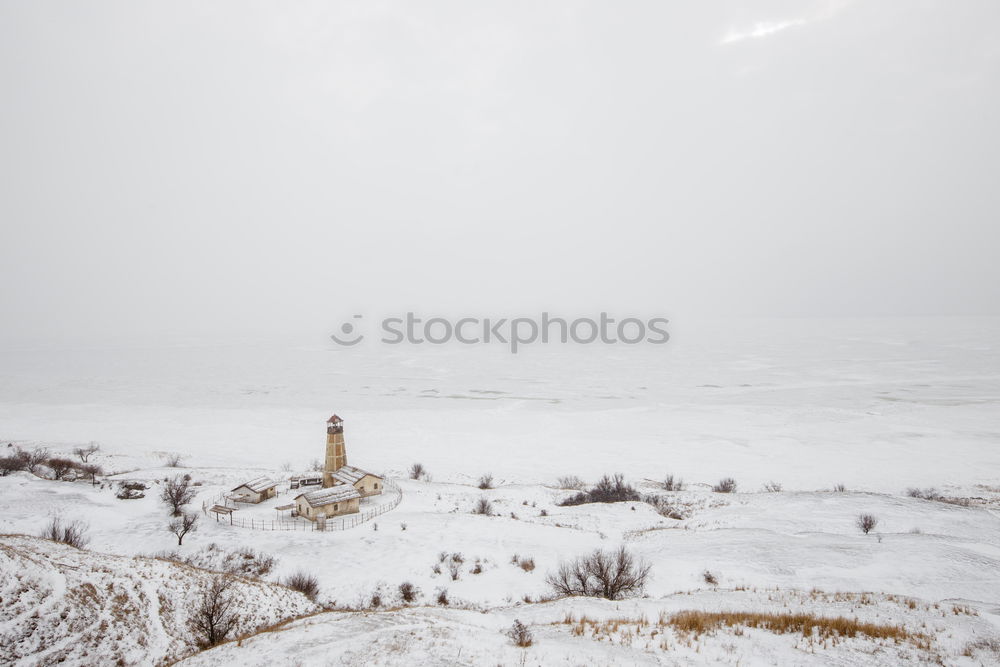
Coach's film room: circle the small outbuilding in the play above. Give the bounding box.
[294,485,361,521]
[328,465,384,498]
[230,477,280,504]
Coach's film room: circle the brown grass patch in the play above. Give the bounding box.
[666,610,927,646]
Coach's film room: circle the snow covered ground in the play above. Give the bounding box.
[2,318,999,664]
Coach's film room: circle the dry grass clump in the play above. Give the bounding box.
[666,610,925,646]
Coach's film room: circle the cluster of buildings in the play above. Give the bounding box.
[229,414,383,522]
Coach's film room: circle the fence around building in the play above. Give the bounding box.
[202,479,402,531]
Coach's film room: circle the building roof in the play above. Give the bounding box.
[329,465,381,486]
[295,485,360,507]
[231,476,279,493]
[327,414,343,423]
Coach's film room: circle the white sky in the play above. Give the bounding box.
[1,1,998,341]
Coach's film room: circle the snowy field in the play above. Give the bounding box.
[2,317,1000,665]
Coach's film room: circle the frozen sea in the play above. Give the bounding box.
[1,317,998,492]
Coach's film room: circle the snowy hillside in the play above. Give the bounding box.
[0,535,317,666]
[178,590,997,666]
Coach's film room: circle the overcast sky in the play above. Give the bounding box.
[1,1,998,341]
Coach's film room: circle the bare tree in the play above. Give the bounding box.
[161,475,196,516]
[763,481,783,492]
[546,546,651,600]
[168,511,199,545]
[190,576,240,648]
[409,462,426,480]
[81,463,103,485]
[857,513,879,534]
[73,443,100,463]
[41,516,89,549]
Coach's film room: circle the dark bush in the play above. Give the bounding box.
[712,478,737,493]
[546,546,651,600]
[398,581,420,603]
[558,473,639,506]
[857,513,879,534]
[285,571,320,601]
[473,497,494,515]
[477,473,493,489]
[48,457,79,481]
[409,462,426,480]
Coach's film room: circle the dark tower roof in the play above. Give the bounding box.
[327,414,343,424]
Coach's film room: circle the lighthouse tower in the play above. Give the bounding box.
[322,414,347,488]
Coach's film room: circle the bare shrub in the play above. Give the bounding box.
[161,474,196,516]
[41,516,89,549]
[833,483,847,492]
[308,458,323,471]
[230,546,275,576]
[48,457,79,481]
[857,513,879,534]
[506,619,533,647]
[963,637,1000,660]
[162,452,184,468]
[284,571,320,601]
[168,511,199,545]
[763,481,783,492]
[409,462,426,480]
[559,473,639,506]
[712,478,737,493]
[20,447,50,474]
[702,570,718,585]
[473,496,494,516]
[191,576,239,648]
[436,588,449,605]
[663,474,685,491]
[73,443,100,462]
[520,557,536,572]
[556,475,586,490]
[539,508,548,517]
[117,480,147,499]
[906,487,971,507]
[477,473,494,489]
[369,589,382,608]
[398,581,420,603]
[0,455,26,476]
[642,495,685,520]
[546,546,651,600]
